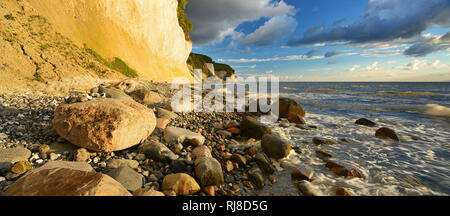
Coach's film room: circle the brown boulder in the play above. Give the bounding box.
[4,168,131,196]
[326,161,362,178]
[277,97,306,121]
[375,127,400,142]
[53,98,156,152]
[240,116,272,140]
[261,134,292,159]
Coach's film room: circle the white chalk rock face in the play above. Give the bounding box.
[24,0,192,81]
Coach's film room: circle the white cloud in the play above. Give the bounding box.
[218,55,324,63]
[348,65,361,72]
[365,62,379,71]
[186,0,296,45]
[241,15,297,46]
[395,59,449,71]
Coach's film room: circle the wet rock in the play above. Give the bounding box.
[164,126,205,145]
[192,145,212,160]
[129,89,163,105]
[162,173,200,195]
[106,166,144,192]
[156,108,178,120]
[73,148,90,162]
[375,127,400,142]
[4,166,130,196]
[297,180,320,196]
[313,137,339,145]
[335,187,352,196]
[247,167,265,189]
[107,159,139,169]
[240,116,272,140]
[355,118,376,127]
[277,97,306,121]
[133,188,165,196]
[0,147,31,171]
[11,161,32,175]
[291,165,314,181]
[315,150,332,161]
[261,134,292,159]
[138,141,179,162]
[326,161,362,178]
[254,153,275,174]
[194,157,224,187]
[53,98,156,152]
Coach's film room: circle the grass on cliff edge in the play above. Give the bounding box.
[178,0,194,41]
[84,45,138,78]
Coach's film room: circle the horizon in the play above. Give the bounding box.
[185,0,450,82]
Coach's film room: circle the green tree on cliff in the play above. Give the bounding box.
[178,0,194,41]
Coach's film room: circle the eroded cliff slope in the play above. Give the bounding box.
[23,0,193,81]
[0,0,192,94]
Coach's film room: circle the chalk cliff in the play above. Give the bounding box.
[23,0,193,81]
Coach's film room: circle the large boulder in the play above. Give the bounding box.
[53,98,156,152]
[375,127,400,142]
[261,134,292,159]
[0,147,31,171]
[355,118,376,127]
[276,97,306,123]
[4,165,130,196]
[162,173,201,195]
[194,157,224,187]
[164,127,205,145]
[240,116,272,140]
[326,161,362,178]
[129,89,164,105]
[106,166,144,192]
[138,141,179,162]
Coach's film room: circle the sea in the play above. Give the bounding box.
[252,82,449,196]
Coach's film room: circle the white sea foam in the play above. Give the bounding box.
[423,104,450,117]
[255,111,449,196]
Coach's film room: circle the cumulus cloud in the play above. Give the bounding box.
[365,62,379,71]
[241,15,297,46]
[287,0,450,47]
[404,32,450,57]
[186,0,296,45]
[348,65,361,72]
[395,59,449,70]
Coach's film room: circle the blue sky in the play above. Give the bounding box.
[185,0,450,81]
